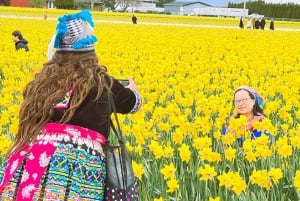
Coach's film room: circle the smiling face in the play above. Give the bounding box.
[234,89,256,117]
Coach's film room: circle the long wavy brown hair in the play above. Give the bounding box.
[7,50,112,157]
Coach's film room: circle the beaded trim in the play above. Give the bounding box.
[130,90,142,114]
[37,124,106,158]
[36,133,105,158]
[54,83,75,109]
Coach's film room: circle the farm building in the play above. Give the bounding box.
[164,1,212,15]
[192,7,248,17]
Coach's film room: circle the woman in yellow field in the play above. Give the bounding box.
[0,10,141,201]
[222,86,271,146]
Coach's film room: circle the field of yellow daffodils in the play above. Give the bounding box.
[0,7,300,201]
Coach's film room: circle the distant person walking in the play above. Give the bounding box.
[239,17,244,29]
[252,18,255,29]
[132,15,137,24]
[12,30,29,51]
[44,9,48,20]
[260,18,266,30]
[270,19,275,30]
[254,19,260,29]
[246,18,252,29]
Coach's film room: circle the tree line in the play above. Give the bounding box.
[228,1,300,19]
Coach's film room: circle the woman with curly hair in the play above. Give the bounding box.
[0,10,141,201]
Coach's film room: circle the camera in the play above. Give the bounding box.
[118,79,129,86]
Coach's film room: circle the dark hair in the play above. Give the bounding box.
[234,88,265,116]
[12,30,23,40]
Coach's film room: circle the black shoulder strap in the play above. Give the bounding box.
[107,86,125,143]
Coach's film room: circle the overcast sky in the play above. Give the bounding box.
[201,0,300,7]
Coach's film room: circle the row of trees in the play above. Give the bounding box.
[229,1,300,19]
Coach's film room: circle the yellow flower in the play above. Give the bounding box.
[294,170,300,191]
[163,143,174,158]
[279,109,290,120]
[160,163,176,180]
[250,170,272,190]
[166,178,179,193]
[199,148,221,163]
[209,196,220,201]
[252,120,264,132]
[135,132,146,145]
[242,140,253,152]
[154,197,163,201]
[178,143,191,163]
[261,118,276,135]
[290,136,300,149]
[281,123,290,133]
[288,128,298,137]
[255,146,272,159]
[221,133,235,146]
[213,130,221,140]
[157,122,171,132]
[135,144,143,156]
[277,144,293,159]
[132,161,144,180]
[252,134,270,147]
[148,140,164,159]
[231,178,247,195]
[269,168,283,184]
[224,147,236,161]
[217,171,246,195]
[172,129,184,144]
[197,164,217,181]
[126,143,134,152]
[296,110,300,120]
[0,135,12,155]
[245,150,257,162]
[193,136,212,151]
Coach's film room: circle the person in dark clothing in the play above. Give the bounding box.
[132,15,137,24]
[260,18,266,30]
[270,19,275,30]
[239,17,244,29]
[254,19,260,29]
[12,30,29,51]
[0,10,142,200]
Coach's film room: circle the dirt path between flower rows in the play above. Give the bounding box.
[1,14,300,32]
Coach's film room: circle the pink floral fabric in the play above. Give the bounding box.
[0,123,106,201]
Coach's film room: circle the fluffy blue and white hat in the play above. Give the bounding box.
[48,10,97,59]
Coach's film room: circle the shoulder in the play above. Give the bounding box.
[16,41,27,48]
